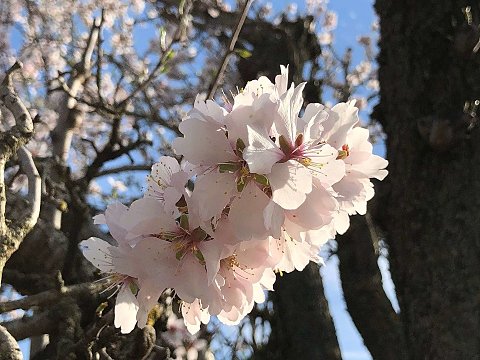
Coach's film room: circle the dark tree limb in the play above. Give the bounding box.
[337,214,407,360]
[2,269,58,295]
[2,311,53,341]
[0,280,108,313]
[260,263,341,360]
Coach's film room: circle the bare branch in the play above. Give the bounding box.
[51,16,102,163]
[2,311,53,341]
[0,280,108,314]
[95,9,106,106]
[0,62,33,136]
[94,164,152,178]
[0,325,22,360]
[207,0,253,99]
[140,90,182,136]
[117,0,194,108]
[84,136,153,183]
[16,146,41,231]
[0,62,35,286]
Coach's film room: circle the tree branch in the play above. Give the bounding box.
[67,310,114,355]
[0,280,108,314]
[207,0,253,99]
[16,147,41,232]
[2,311,53,341]
[263,263,341,359]
[2,269,58,295]
[51,15,102,163]
[0,62,34,136]
[117,0,194,108]
[0,62,36,286]
[337,214,407,359]
[94,164,152,178]
[0,325,22,360]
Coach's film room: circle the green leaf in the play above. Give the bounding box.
[191,227,207,242]
[129,282,139,294]
[236,138,246,152]
[254,174,269,186]
[176,250,184,261]
[237,178,247,192]
[194,249,205,264]
[179,214,189,231]
[235,48,252,59]
[165,49,175,61]
[219,162,241,173]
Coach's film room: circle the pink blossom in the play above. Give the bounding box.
[146,156,192,217]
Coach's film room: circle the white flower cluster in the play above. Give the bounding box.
[80,66,388,335]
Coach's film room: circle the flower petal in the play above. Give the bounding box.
[79,237,115,273]
[243,125,284,174]
[229,182,270,241]
[173,117,236,166]
[115,284,139,334]
[191,171,236,222]
[270,161,312,210]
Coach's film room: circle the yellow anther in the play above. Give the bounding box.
[298,157,312,166]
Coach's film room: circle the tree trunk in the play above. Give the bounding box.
[261,263,341,360]
[375,0,480,358]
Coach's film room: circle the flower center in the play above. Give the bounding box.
[221,254,240,269]
[337,144,350,160]
[279,134,314,166]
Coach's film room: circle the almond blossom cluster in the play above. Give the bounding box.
[80,66,388,335]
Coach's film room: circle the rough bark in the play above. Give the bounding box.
[0,325,22,360]
[337,214,407,359]
[375,0,480,358]
[0,63,38,286]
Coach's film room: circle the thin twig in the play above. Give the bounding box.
[207,0,253,99]
[96,9,106,106]
[94,164,153,178]
[117,0,194,108]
